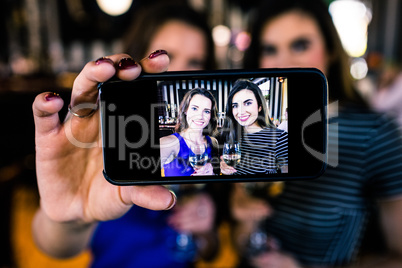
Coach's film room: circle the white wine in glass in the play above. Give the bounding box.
[223,142,241,167]
[189,144,208,169]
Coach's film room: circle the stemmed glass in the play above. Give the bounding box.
[243,182,283,257]
[189,144,208,169]
[165,184,204,262]
[247,218,270,256]
[223,142,241,168]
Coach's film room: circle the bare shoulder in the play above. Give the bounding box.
[160,134,180,147]
[160,134,180,164]
[160,134,181,156]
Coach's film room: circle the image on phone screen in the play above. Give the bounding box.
[157,77,288,178]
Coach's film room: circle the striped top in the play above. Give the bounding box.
[265,105,402,266]
[235,127,288,175]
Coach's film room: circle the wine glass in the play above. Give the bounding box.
[189,144,208,169]
[165,184,205,262]
[247,219,270,257]
[223,142,241,168]
[243,182,283,257]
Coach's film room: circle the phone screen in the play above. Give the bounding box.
[157,77,288,177]
[99,69,327,185]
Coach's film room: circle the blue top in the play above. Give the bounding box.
[90,205,192,268]
[163,133,213,177]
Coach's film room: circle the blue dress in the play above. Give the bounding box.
[90,206,191,268]
[163,133,213,177]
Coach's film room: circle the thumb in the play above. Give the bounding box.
[120,185,177,211]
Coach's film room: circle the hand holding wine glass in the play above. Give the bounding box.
[223,142,241,166]
[230,183,283,261]
[165,184,216,262]
[242,182,283,259]
[189,144,208,167]
[221,142,241,175]
[189,144,214,176]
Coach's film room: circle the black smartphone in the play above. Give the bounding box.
[98,68,328,185]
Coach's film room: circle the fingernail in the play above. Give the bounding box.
[117,57,138,69]
[148,50,168,59]
[164,190,177,210]
[95,57,114,65]
[44,92,60,101]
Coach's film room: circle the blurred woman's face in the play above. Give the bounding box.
[147,20,207,71]
[259,11,329,75]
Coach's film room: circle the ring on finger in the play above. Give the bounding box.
[68,99,99,118]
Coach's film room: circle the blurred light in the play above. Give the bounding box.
[350,57,368,80]
[10,55,37,75]
[96,0,133,16]
[228,46,244,64]
[329,0,372,58]
[212,25,231,47]
[234,31,251,51]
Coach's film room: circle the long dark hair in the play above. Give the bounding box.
[123,2,216,70]
[244,0,365,105]
[175,88,218,137]
[221,80,275,143]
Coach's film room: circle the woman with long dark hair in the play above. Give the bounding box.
[231,0,402,267]
[220,80,287,176]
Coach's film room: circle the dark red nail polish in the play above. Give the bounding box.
[148,50,168,59]
[95,57,114,65]
[118,57,138,69]
[45,92,60,101]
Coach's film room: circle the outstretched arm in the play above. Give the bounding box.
[32,52,176,258]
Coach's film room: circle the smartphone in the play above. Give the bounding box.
[98,68,328,185]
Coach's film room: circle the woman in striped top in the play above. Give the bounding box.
[231,0,402,267]
[220,80,288,175]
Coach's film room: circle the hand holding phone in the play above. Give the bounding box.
[32,53,178,258]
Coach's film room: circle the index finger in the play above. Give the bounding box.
[71,54,142,107]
